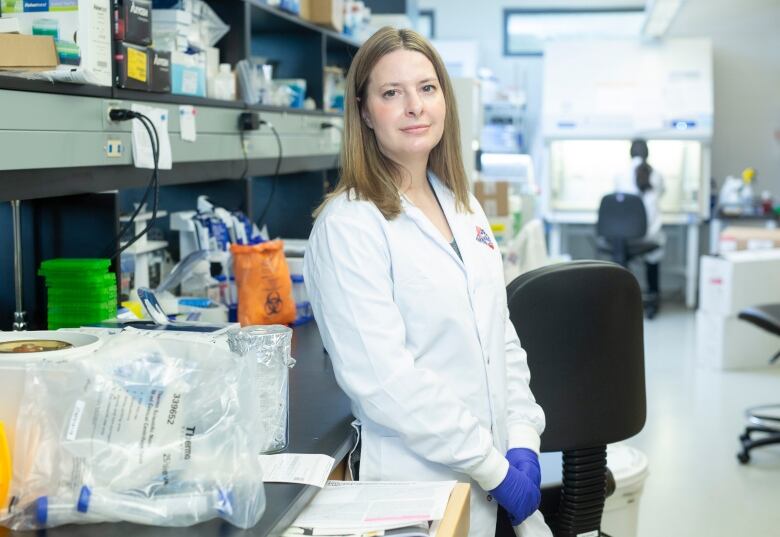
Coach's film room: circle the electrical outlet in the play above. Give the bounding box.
[105,139,124,158]
[104,100,124,123]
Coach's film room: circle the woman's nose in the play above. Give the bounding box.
[405,93,423,117]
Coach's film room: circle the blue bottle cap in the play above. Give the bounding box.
[77,485,91,513]
[216,487,233,516]
[36,496,48,525]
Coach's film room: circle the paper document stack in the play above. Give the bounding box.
[284,480,457,537]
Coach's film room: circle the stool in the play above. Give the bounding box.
[736,304,780,464]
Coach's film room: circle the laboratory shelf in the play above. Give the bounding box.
[113,88,247,110]
[111,89,343,116]
[1,155,338,202]
[0,88,341,202]
[247,0,362,49]
[0,74,113,99]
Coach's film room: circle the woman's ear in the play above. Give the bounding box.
[361,107,374,130]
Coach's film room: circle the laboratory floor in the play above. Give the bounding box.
[626,304,780,537]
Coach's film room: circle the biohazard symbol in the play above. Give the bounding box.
[265,291,283,315]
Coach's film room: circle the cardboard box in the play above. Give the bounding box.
[698,250,780,316]
[474,181,510,217]
[0,34,58,71]
[113,0,152,46]
[0,0,111,86]
[115,41,149,90]
[696,309,780,370]
[149,48,171,92]
[720,226,780,252]
[300,0,344,32]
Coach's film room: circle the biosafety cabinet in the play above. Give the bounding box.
[540,38,713,307]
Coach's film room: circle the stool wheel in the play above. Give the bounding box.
[737,451,750,464]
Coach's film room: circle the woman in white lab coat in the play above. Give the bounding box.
[615,139,666,317]
[304,28,550,537]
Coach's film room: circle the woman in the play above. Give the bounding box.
[304,27,549,537]
[615,139,666,318]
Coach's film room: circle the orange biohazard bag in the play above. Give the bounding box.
[231,240,296,326]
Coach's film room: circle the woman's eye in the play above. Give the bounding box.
[383,89,398,98]
[422,84,437,93]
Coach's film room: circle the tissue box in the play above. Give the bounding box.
[0,0,112,86]
[171,50,206,97]
[113,0,152,46]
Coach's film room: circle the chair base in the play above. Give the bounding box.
[736,404,780,464]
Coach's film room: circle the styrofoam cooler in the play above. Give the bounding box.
[540,443,649,537]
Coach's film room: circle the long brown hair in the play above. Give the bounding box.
[630,139,653,193]
[315,27,472,219]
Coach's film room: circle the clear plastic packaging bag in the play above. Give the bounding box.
[2,329,266,530]
[228,326,295,453]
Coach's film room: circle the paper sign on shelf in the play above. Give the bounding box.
[179,105,197,142]
[131,103,173,170]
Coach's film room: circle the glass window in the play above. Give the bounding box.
[548,139,703,213]
[504,8,644,56]
[417,10,435,40]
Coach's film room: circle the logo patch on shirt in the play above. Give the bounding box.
[475,226,495,250]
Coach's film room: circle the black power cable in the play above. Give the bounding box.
[320,121,343,134]
[255,121,283,229]
[239,129,250,181]
[114,114,159,239]
[104,109,161,260]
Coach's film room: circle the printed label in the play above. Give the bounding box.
[66,399,86,440]
[127,47,147,82]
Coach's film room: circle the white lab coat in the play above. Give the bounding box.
[614,157,666,264]
[304,174,550,537]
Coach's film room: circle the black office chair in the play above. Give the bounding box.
[595,193,659,268]
[595,193,661,319]
[507,261,647,537]
[736,304,780,464]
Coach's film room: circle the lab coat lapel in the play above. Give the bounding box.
[401,184,465,270]
[428,175,478,281]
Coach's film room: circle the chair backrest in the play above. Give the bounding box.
[597,193,648,241]
[507,261,647,451]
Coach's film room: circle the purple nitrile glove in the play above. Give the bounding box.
[507,447,541,489]
[489,465,541,527]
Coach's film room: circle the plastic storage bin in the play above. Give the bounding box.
[39,259,117,329]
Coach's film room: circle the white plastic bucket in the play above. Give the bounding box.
[539,443,649,537]
[601,444,649,537]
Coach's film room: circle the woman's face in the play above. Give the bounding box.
[361,49,446,168]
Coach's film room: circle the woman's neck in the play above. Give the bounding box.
[397,159,430,195]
